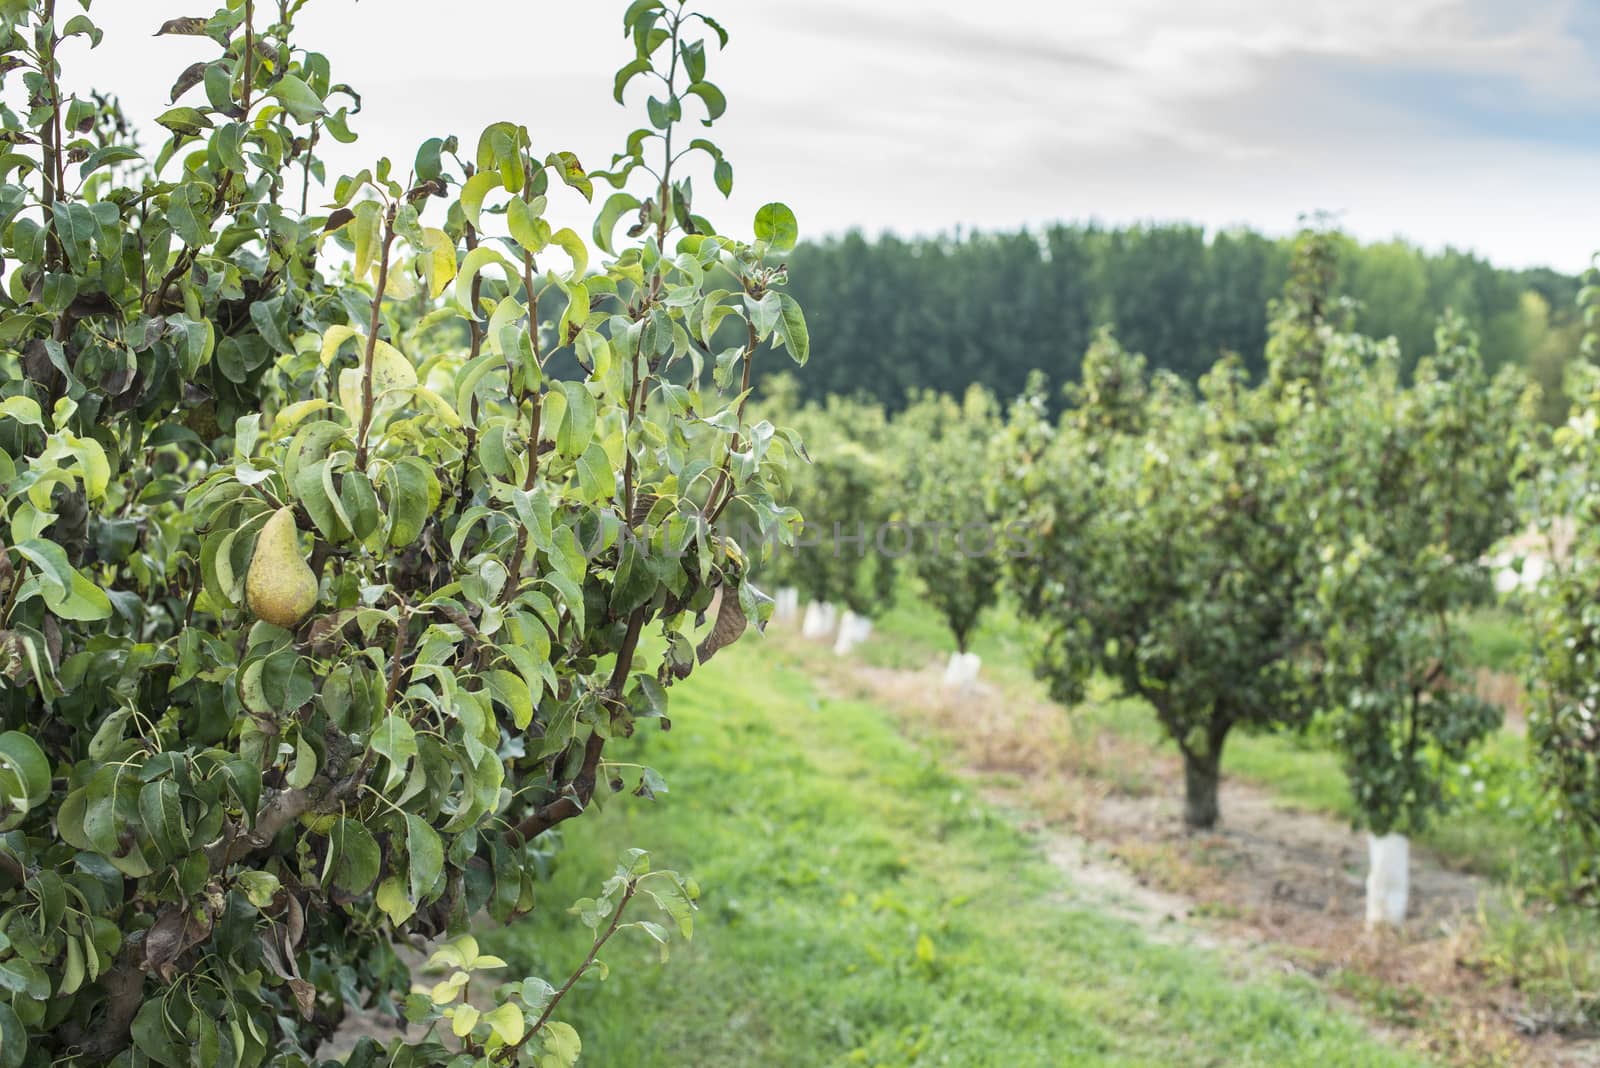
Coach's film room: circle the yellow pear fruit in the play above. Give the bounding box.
[246,507,318,628]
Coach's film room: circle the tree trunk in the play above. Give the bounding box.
[1181,749,1221,830]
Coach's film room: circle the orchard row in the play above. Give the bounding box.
[759,230,1600,926]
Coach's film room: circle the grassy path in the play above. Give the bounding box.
[487,640,1424,1067]
[858,598,1543,884]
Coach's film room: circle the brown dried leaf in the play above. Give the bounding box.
[155,17,209,36]
[431,602,481,640]
[284,893,305,951]
[257,932,291,981]
[169,61,207,103]
[144,907,212,981]
[305,610,359,657]
[40,614,60,668]
[630,493,660,530]
[695,587,747,665]
[0,632,26,685]
[288,977,316,1020]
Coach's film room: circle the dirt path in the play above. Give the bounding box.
[787,635,1600,1068]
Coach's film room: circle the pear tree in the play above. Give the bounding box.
[1004,333,1316,829]
[763,393,896,650]
[1290,313,1528,925]
[897,385,1002,683]
[0,0,809,1062]
[1525,252,1600,902]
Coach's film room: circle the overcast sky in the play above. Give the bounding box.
[66,1,1600,271]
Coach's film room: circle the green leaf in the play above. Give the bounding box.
[549,228,589,280]
[131,1000,183,1067]
[454,245,512,314]
[555,382,596,458]
[375,876,415,925]
[460,172,499,232]
[384,457,437,549]
[52,203,96,271]
[0,732,48,818]
[167,181,214,247]
[594,192,641,256]
[0,958,46,1000]
[336,339,418,429]
[573,442,614,503]
[540,1019,580,1065]
[685,81,725,124]
[753,203,798,254]
[415,137,446,182]
[610,540,657,616]
[330,818,381,894]
[236,870,280,909]
[0,1003,26,1068]
[352,200,383,283]
[269,74,327,123]
[777,293,809,365]
[286,732,318,789]
[699,13,730,47]
[371,715,417,792]
[681,39,706,83]
[61,14,102,45]
[484,1002,527,1046]
[745,291,781,339]
[248,296,295,355]
[484,670,534,730]
[404,814,443,903]
[14,540,111,621]
[507,196,547,254]
[216,759,261,827]
[137,779,188,859]
[155,107,212,137]
[341,470,381,542]
[613,56,652,104]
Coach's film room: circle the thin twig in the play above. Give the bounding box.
[529,879,638,1037]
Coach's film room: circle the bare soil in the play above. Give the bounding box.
[789,635,1600,1068]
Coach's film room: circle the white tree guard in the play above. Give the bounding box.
[833,611,873,655]
[801,601,837,640]
[1488,552,1548,594]
[943,651,982,688]
[774,587,800,624]
[1365,832,1410,928]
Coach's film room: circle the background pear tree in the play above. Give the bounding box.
[1525,252,1600,904]
[0,0,810,1063]
[1004,328,1318,830]
[896,384,1003,660]
[1289,312,1527,915]
[756,387,897,633]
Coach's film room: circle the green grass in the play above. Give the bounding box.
[1458,607,1532,674]
[487,640,1426,1067]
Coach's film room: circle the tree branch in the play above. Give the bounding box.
[527,879,637,1040]
[508,610,645,844]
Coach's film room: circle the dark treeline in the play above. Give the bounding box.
[778,224,1582,418]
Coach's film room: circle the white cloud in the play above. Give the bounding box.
[45,1,1600,271]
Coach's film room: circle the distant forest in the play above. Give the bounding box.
[776,224,1583,420]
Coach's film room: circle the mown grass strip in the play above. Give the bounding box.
[488,641,1426,1067]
